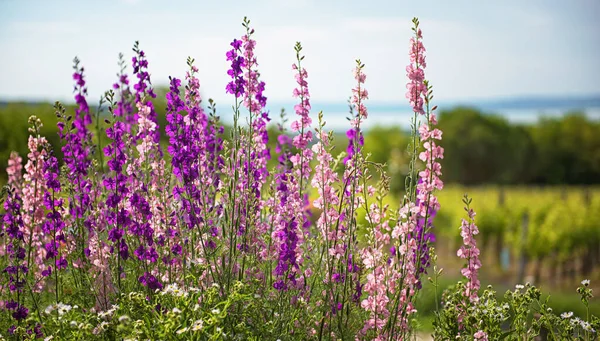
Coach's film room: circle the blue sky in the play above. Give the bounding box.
[0,0,598,105]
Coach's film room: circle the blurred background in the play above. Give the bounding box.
[1,0,599,327]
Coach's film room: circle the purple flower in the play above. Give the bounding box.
[12,305,28,321]
[139,272,163,291]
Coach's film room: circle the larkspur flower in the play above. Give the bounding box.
[458,198,481,305]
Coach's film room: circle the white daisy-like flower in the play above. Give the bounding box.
[70,321,78,327]
[60,305,72,315]
[176,327,189,334]
[561,312,573,319]
[211,309,220,315]
[582,279,591,286]
[191,319,204,331]
[44,304,57,315]
[172,308,182,314]
[581,321,595,332]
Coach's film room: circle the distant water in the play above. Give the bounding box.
[214,95,600,131]
[233,102,600,132]
[306,107,600,131]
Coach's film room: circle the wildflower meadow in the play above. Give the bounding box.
[0,17,597,340]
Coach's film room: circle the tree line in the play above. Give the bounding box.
[1,99,598,186]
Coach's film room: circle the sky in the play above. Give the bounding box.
[0,0,599,106]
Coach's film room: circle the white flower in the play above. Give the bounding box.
[582,279,591,286]
[176,327,189,334]
[70,321,78,327]
[561,312,573,319]
[44,304,57,314]
[44,336,54,341]
[172,308,182,314]
[581,321,595,332]
[191,319,204,331]
[98,321,109,331]
[211,309,220,315]
[57,303,72,316]
[193,304,200,311]
[515,284,524,290]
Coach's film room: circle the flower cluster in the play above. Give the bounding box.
[0,17,456,340]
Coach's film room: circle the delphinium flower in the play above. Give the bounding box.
[220,33,247,287]
[103,91,131,291]
[336,61,368,322]
[343,62,368,166]
[219,19,272,287]
[128,43,169,289]
[6,152,23,197]
[457,195,481,304]
[267,113,293,287]
[165,76,194,284]
[2,187,29,322]
[132,42,161,150]
[271,42,312,292]
[237,19,272,282]
[225,37,246,98]
[175,59,226,287]
[165,62,210,286]
[128,99,164,286]
[21,117,50,292]
[311,111,362,338]
[59,59,94,261]
[340,62,399,338]
[41,148,66,303]
[406,19,427,116]
[366,18,442,340]
[241,18,270,195]
[412,17,443,289]
[361,201,392,336]
[384,20,438,338]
